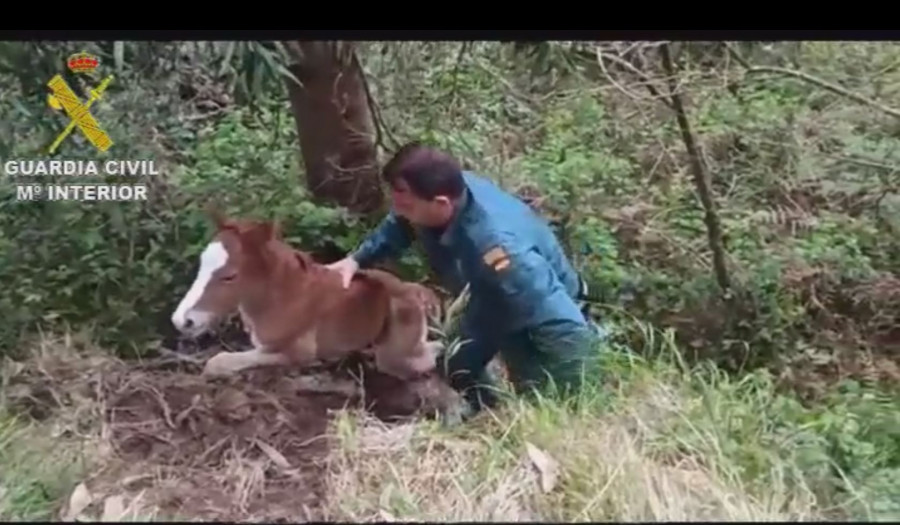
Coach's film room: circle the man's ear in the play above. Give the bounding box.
[433,195,452,208]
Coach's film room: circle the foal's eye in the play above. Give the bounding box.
[221,274,237,283]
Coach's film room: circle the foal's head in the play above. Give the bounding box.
[170,209,282,337]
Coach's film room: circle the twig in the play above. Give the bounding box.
[149,347,207,366]
[472,61,538,115]
[142,384,176,430]
[353,50,400,153]
[449,41,470,110]
[874,169,899,224]
[660,43,732,295]
[595,45,673,109]
[194,436,231,467]
[596,47,652,102]
[749,66,900,119]
[824,153,900,172]
[644,144,668,185]
[724,42,900,120]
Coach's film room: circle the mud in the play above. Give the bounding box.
[4,346,462,521]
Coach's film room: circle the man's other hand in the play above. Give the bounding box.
[326,256,360,289]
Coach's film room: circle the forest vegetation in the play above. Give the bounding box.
[0,40,898,521]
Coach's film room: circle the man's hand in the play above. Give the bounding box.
[326,256,360,289]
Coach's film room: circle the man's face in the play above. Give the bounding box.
[390,178,453,227]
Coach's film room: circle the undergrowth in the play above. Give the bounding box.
[0,327,897,521]
[325,328,899,521]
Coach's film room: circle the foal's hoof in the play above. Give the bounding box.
[202,353,235,378]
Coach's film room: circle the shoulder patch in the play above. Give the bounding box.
[482,245,511,272]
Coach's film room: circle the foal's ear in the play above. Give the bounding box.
[243,220,278,247]
[294,249,313,269]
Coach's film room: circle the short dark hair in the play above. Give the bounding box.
[382,142,465,200]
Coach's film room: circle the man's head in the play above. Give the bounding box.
[382,142,465,227]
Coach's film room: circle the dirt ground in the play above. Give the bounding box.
[4,343,462,521]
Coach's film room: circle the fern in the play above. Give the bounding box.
[749,205,820,236]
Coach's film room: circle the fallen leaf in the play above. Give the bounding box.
[63,482,93,521]
[525,441,559,493]
[255,439,291,470]
[101,495,126,521]
[120,473,153,489]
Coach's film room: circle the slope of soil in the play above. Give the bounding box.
[3,345,460,521]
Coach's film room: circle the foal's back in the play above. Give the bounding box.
[306,266,394,356]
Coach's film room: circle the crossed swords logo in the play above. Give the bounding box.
[46,64,114,154]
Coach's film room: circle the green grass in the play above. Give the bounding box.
[0,327,896,521]
[0,413,91,520]
[320,332,899,521]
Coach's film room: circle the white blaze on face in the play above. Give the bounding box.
[171,241,228,335]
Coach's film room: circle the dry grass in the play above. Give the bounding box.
[319,365,822,522]
[0,331,876,522]
[0,331,161,521]
[0,414,95,520]
[0,331,455,521]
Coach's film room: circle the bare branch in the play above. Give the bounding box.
[352,51,400,153]
[722,42,753,70]
[826,153,900,172]
[449,41,470,109]
[660,43,732,295]
[748,65,900,120]
[724,42,900,120]
[596,46,673,108]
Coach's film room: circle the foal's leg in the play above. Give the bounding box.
[202,347,290,377]
[202,328,319,378]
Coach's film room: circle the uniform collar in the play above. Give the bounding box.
[439,187,470,247]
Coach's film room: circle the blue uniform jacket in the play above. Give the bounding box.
[352,172,587,335]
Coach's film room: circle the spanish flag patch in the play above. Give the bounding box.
[482,245,511,272]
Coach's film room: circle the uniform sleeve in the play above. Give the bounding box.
[476,238,567,330]
[351,210,414,267]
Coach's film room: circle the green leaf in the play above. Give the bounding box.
[254,42,302,89]
[108,206,127,236]
[11,99,32,118]
[274,62,302,89]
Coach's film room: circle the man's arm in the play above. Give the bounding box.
[351,210,415,267]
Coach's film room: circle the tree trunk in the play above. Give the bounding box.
[283,41,384,215]
[659,43,732,295]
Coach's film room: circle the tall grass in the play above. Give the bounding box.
[320,326,897,521]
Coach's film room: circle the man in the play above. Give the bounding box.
[327,142,600,414]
